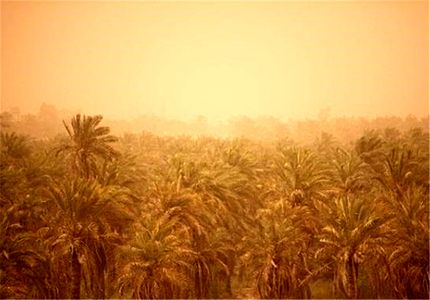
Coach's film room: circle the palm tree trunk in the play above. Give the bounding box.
[347,255,358,299]
[195,265,203,298]
[97,271,106,299]
[226,275,233,297]
[225,260,235,297]
[71,251,81,299]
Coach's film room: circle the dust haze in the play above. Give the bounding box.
[2,1,428,121]
[1,1,429,299]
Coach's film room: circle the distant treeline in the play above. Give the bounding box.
[1,103,428,144]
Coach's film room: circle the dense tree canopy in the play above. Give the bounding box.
[0,114,428,299]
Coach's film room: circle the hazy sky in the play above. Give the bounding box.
[1,1,428,121]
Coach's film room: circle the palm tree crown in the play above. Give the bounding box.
[58,114,119,178]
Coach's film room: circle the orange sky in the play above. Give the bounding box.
[1,1,428,121]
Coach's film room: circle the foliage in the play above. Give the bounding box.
[0,114,428,299]
[56,114,119,179]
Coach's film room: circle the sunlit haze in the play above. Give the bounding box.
[1,1,428,121]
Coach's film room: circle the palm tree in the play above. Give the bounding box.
[0,132,31,166]
[313,132,337,158]
[355,130,384,158]
[328,147,369,196]
[376,146,422,195]
[356,131,428,195]
[147,179,236,299]
[46,177,133,299]
[57,114,119,179]
[189,227,236,299]
[383,185,429,299]
[275,144,330,206]
[315,194,390,299]
[0,205,50,298]
[117,213,194,299]
[240,198,319,299]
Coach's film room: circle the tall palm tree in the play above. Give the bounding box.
[147,179,236,299]
[240,198,318,299]
[46,177,133,299]
[315,195,390,299]
[57,114,119,179]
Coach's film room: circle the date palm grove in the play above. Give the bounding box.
[0,114,428,299]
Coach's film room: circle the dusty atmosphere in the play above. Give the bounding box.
[1,1,428,299]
